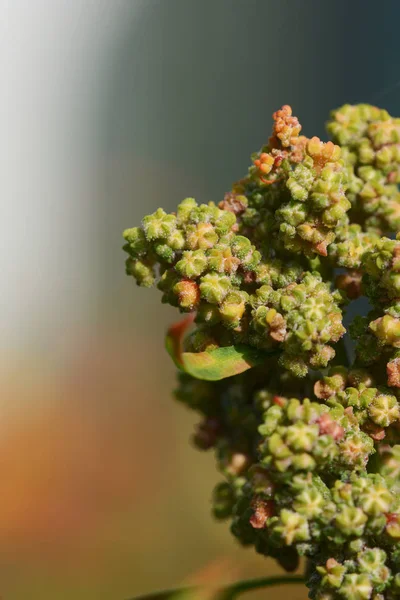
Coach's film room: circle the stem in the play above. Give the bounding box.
[216,575,305,600]
[130,575,305,600]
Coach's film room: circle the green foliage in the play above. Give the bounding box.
[122,103,400,599]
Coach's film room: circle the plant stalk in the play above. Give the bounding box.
[129,575,305,600]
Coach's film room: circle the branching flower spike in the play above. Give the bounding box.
[123,104,400,600]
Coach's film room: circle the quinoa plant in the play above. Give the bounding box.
[123,105,400,599]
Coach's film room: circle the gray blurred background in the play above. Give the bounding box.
[2,1,400,598]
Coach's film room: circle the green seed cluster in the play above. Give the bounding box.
[350,236,400,390]
[123,198,266,320]
[174,365,400,594]
[329,223,380,270]
[229,396,376,569]
[174,359,311,523]
[234,122,351,258]
[124,198,346,375]
[306,471,400,599]
[122,103,400,599]
[248,273,345,376]
[278,138,351,257]
[327,104,400,233]
[236,471,400,600]
[242,399,400,597]
[362,236,400,306]
[316,367,400,441]
[257,396,373,477]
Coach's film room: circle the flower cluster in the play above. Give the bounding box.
[232,107,351,258]
[175,368,400,598]
[122,103,400,600]
[124,198,346,375]
[329,223,380,270]
[307,472,400,599]
[248,273,345,376]
[351,235,400,390]
[327,104,400,233]
[315,367,400,441]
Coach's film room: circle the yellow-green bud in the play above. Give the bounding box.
[199,273,231,304]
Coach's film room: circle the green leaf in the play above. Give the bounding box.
[177,345,271,381]
[165,314,195,370]
[165,316,273,381]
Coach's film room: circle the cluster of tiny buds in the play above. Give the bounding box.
[185,370,400,599]
[124,196,348,376]
[123,103,400,599]
[327,104,400,233]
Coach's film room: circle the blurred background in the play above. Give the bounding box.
[2,1,400,598]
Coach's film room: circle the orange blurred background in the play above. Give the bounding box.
[3,1,400,598]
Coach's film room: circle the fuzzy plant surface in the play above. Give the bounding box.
[123,104,400,600]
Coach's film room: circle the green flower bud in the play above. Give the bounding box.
[231,235,252,259]
[277,200,308,226]
[142,208,177,240]
[126,258,155,287]
[167,229,186,251]
[123,226,148,257]
[293,487,325,517]
[314,367,348,400]
[358,482,393,516]
[358,548,388,583]
[219,291,248,328]
[214,209,236,235]
[368,393,400,427]
[199,273,231,304]
[335,507,367,537]
[270,509,310,545]
[175,250,207,279]
[186,222,219,250]
[286,421,319,452]
[176,197,197,223]
[208,247,240,274]
[338,431,373,468]
[329,224,380,269]
[370,315,400,347]
[317,558,346,590]
[154,241,175,263]
[195,302,221,325]
[279,353,308,377]
[189,203,218,224]
[338,574,372,600]
[286,163,314,201]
